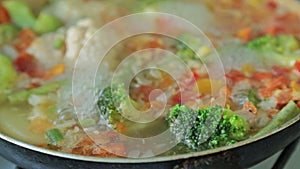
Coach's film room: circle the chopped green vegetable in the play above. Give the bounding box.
[3,0,36,28]
[45,128,64,146]
[0,54,18,90]
[53,38,64,49]
[0,24,18,45]
[247,89,260,107]
[247,35,300,66]
[254,101,300,138]
[247,35,299,54]
[176,46,197,62]
[166,104,249,150]
[8,81,65,104]
[34,13,62,34]
[175,34,204,63]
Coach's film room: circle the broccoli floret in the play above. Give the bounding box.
[97,84,127,126]
[247,35,299,54]
[97,84,147,128]
[166,104,249,151]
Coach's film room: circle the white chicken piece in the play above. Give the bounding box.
[42,0,118,27]
[65,19,98,61]
[26,31,65,69]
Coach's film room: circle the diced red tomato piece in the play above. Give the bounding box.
[276,89,293,105]
[267,1,277,10]
[171,92,182,105]
[251,71,273,81]
[226,69,246,83]
[272,66,291,76]
[262,25,284,36]
[264,13,300,35]
[259,87,274,98]
[294,61,300,72]
[13,53,43,77]
[0,5,10,24]
[14,29,36,52]
[266,76,290,90]
[191,68,200,80]
[132,85,155,102]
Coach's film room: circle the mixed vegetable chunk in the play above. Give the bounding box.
[0,0,299,158]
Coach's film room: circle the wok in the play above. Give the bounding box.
[0,116,299,169]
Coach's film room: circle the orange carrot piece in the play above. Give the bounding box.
[237,27,252,41]
[115,122,127,134]
[251,71,273,81]
[243,101,258,115]
[43,64,65,79]
[259,87,274,98]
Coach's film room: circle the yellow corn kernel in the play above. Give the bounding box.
[242,64,254,77]
[196,79,224,95]
[197,46,211,58]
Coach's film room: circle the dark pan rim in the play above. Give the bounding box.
[0,116,299,163]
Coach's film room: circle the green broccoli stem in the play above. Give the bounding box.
[254,101,300,138]
[8,80,65,104]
